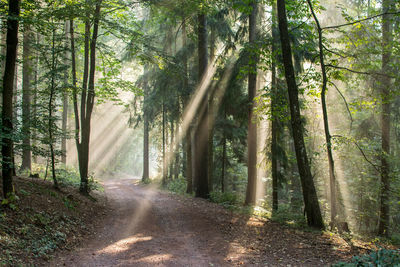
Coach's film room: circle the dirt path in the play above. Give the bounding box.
[53,178,352,266]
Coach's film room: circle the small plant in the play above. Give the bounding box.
[333,249,400,267]
[209,191,238,206]
[62,196,77,210]
[270,204,307,228]
[1,193,20,210]
[142,178,151,184]
[166,178,187,194]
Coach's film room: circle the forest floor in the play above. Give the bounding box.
[49,177,380,267]
[0,176,107,266]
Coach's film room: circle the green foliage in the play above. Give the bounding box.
[1,193,20,211]
[270,204,308,229]
[209,191,238,206]
[333,249,400,267]
[166,178,187,195]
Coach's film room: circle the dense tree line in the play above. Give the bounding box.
[1,0,400,238]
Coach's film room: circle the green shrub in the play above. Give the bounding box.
[270,204,307,228]
[209,191,238,206]
[333,249,400,267]
[55,167,102,192]
[166,178,187,194]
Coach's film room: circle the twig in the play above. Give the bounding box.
[329,81,353,129]
[323,11,400,30]
[325,64,394,78]
[332,134,380,173]
[322,44,353,59]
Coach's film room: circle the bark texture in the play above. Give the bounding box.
[378,0,393,236]
[245,1,258,205]
[194,12,209,198]
[277,0,324,228]
[22,25,33,171]
[2,0,20,198]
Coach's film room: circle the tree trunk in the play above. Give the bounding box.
[61,21,70,165]
[174,113,180,180]
[32,33,39,164]
[306,0,339,226]
[70,18,80,171]
[271,3,279,212]
[169,119,174,180]
[142,67,149,182]
[2,0,19,198]
[245,1,258,206]
[277,0,324,229]
[162,103,167,186]
[72,1,102,194]
[81,1,101,194]
[194,12,209,198]
[378,0,393,237]
[207,30,217,193]
[182,18,193,194]
[21,24,33,172]
[221,108,227,193]
[186,126,193,193]
[49,27,59,189]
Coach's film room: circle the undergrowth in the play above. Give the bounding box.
[0,176,105,265]
[27,164,103,192]
[333,249,400,266]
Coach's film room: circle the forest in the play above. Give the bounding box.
[1,0,400,265]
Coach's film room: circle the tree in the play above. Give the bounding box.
[21,24,33,172]
[194,10,209,198]
[378,0,394,236]
[61,21,69,165]
[271,2,279,212]
[142,66,150,182]
[245,1,258,206]
[71,0,103,194]
[306,0,339,226]
[276,0,324,228]
[2,0,20,198]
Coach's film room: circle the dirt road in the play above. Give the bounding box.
[54,178,351,266]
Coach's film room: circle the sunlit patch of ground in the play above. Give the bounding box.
[98,235,153,254]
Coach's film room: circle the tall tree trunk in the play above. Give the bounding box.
[21,24,32,171]
[32,32,39,164]
[194,12,209,198]
[73,1,102,194]
[142,67,149,182]
[245,1,258,205]
[271,3,279,212]
[208,30,216,193]
[49,27,59,189]
[306,0,339,226]
[12,55,17,177]
[182,18,193,194]
[169,119,174,180]
[2,0,20,198]
[70,19,81,176]
[61,21,70,165]
[221,108,227,193]
[162,103,167,186]
[277,0,324,228]
[186,126,193,193]
[80,1,101,194]
[174,112,180,180]
[378,0,393,236]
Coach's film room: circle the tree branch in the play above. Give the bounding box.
[322,11,400,30]
[325,64,394,78]
[332,134,380,173]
